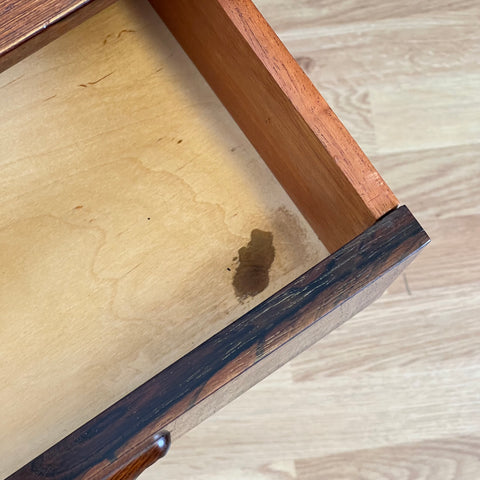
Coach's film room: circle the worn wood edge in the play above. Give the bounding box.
[0,0,115,73]
[7,206,429,480]
[148,0,399,252]
[161,232,424,446]
[108,432,170,480]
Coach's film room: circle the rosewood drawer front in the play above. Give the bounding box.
[0,1,429,479]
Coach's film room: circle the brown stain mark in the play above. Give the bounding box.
[177,139,183,144]
[233,229,275,301]
[73,205,83,210]
[78,71,114,88]
[43,94,57,102]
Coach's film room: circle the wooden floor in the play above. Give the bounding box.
[142,0,480,478]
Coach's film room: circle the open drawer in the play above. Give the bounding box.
[0,1,429,479]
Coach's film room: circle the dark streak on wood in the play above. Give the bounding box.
[78,70,114,87]
[116,29,135,39]
[403,273,412,296]
[8,206,429,480]
[0,73,24,89]
[0,0,115,73]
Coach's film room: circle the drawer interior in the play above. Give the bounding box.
[0,0,330,476]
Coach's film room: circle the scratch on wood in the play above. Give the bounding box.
[1,73,24,89]
[102,33,113,45]
[124,263,141,277]
[117,29,135,38]
[78,71,114,88]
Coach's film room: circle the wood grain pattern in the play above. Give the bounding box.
[149,0,399,252]
[7,206,429,480]
[0,2,330,476]
[256,0,480,156]
[295,436,480,480]
[0,0,115,72]
[146,1,479,479]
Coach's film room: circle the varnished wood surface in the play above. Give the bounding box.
[8,207,428,479]
[0,1,332,476]
[109,433,170,480]
[0,0,115,72]
[142,0,480,479]
[150,0,398,253]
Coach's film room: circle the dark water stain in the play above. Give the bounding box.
[233,229,275,301]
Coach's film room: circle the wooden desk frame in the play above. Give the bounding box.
[1,1,429,479]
